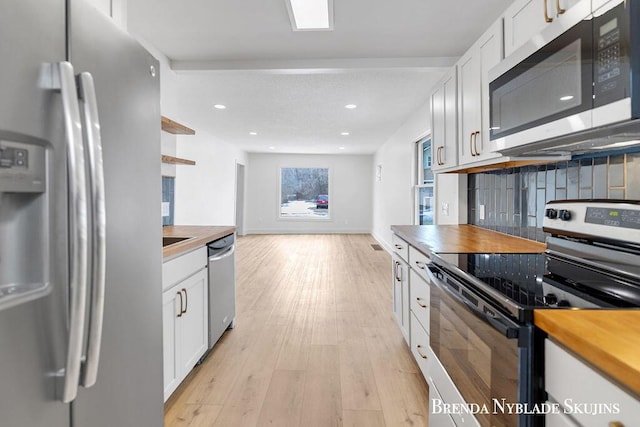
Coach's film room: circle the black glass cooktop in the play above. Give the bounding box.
[439,253,548,307]
[434,252,640,316]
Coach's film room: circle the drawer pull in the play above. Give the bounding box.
[416,297,428,308]
[414,261,426,270]
[609,423,624,427]
[416,345,428,359]
[394,244,403,250]
[555,0,566,15]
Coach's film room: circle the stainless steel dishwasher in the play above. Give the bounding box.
[206,233,236,352]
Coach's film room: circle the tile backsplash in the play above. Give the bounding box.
[468,152,640,242]
[162,176,175,226]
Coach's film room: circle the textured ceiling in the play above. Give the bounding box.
[127,0,513,154]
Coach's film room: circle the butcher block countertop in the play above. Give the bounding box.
[535,309,640,397]
[391,224,546,254]
[162,225,235,260]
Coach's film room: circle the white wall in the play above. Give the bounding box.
[372,102,428,248]
[372,100,467,250]
[246,153,372,234]
[136,39,248,226]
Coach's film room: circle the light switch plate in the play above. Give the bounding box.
[161,202,170,217]
[479,204,485,220]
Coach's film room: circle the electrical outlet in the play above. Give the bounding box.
[479,204,486,220]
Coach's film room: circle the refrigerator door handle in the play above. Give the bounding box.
[56,62,89,403]
[77,72,107,389]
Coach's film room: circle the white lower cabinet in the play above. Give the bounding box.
[545,339,640,426]
[410,312,429,379]
[391,252,410,343]
[428,379,457,427]
[162,260,208,401]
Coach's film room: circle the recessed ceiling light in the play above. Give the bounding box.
[344,104,357,109]
[269,146,276,150]
[341,132,350,136]
[249,132,257,135]
[339,147,346,150]
[214,104,227,109]
[286,0,333,30]
[560,95,574,101]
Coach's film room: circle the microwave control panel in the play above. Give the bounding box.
[0,141,45,193]
[594,2,630,105]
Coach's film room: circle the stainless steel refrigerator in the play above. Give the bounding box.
[0,1,163,426]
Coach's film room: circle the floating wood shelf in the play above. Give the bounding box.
[161,155,196,166]
[161,116,195,135]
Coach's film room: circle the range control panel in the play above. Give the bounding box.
[543,200,640,244]
[0,141,45,193]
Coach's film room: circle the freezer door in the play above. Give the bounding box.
[68,2,164,426]
[0,0,71,426]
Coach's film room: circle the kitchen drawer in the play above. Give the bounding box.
[410,312,430,379]
[409,269,430,334]
[391,234,409,262]
[162,246,207,291]
[428,379,457,427]
[409,245,431,283]
[545,405,579,427]
[545,339,640,426]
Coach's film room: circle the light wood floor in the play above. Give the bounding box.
[164,234,429,426]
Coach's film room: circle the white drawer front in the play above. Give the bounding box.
[428,379,457,427]
[545,339,640,426]
[409,269,430,335]
[408,245,432,283]
[391,234,409,262]
[162,246,207,291]
[409,312,430,379]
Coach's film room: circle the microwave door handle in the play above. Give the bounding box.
[56,62,89,403]
[77,72,107,389]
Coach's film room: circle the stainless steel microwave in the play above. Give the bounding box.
[489,0,640,155]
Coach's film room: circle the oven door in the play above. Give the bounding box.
[489,14,593,151]
[428,265,525,427]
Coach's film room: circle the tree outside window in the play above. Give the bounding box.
[279,168,330,219]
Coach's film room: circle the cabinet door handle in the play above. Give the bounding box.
[472,131,480,156]
[177,291,183,318]
[416,344,428,359]
[416,297,428,308]
[438,146,445,165]
[544,0,553,22]
[469,132,476,156]
[555,0,566,15]
[182,288,188,314]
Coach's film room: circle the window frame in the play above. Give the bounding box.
[277,166,332,221]
[414,135,436,225]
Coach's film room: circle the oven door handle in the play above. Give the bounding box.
[427,266,520,339]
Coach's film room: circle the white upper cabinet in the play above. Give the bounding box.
[457,19,504,166]
[430,67,458,172]
[504,0,586,58]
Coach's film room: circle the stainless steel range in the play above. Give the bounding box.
[425,200,640,427]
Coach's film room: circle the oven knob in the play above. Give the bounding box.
[557,300,571,307]
[545,208,558,219]
[559,210,572,221]
[544,293,558,305]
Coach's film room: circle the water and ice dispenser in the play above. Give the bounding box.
[0,139,50,311]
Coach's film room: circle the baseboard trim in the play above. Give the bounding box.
[371,232,392,255]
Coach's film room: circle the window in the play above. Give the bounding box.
[415,136,434,225]
[279,167,330,219]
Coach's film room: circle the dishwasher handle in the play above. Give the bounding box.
[208,244,235,262]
